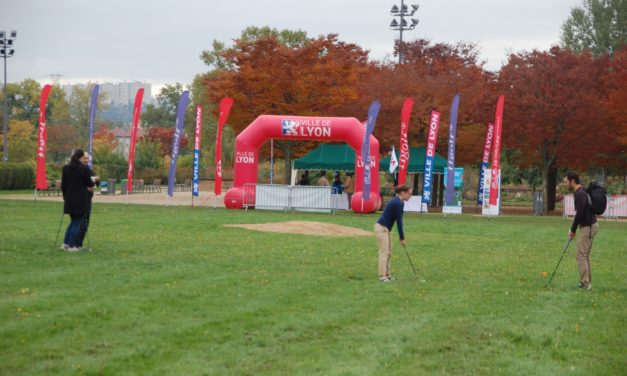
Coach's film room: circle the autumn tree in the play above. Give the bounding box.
[498,47,614,212]
[0,120,37,162]
[560,0,627,56]
[199,26,370,183]
[345,39,494,165]
[600,47,627,173]
[143,126,189,157]
[47,125,80,163]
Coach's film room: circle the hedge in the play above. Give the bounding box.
[0,162,36,189]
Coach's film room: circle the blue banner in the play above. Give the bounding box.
[167,91,190,197]
[361,100,380,200]
[192,105,202,197]
[477,122,494,205]
[422,111,441,205]
[445,94,460,206]
[88,85,99,168]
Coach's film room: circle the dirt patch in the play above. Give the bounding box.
[224,221,372,237]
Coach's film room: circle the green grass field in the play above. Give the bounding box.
[1,199,625,375]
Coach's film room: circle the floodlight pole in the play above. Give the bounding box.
[1,30,17,162]
[389,1,419,65]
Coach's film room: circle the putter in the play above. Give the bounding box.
[401,243,418,277]
[53,212,65,250]
[545,238,572,288]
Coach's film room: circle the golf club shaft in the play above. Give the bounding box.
[53,212,65,250]
[546,238,572,287]
[401,243,418,277]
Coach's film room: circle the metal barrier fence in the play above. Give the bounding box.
[563,194,626,220]
[242,184,344,213]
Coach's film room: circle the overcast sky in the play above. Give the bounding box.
[2,0,582,96]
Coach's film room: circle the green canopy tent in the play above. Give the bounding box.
[379,146,448,207]
[293,144,357,171]
[379,146,447,173]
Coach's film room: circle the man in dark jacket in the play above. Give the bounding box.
[61,149,95,252]
[563,171,598,290]
[77,152,99,249]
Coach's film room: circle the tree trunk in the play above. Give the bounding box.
[547,162,557,212]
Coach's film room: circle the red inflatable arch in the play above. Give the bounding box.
[224,115,381,213]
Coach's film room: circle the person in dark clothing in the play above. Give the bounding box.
[374,184,412,282]
[61,149,95,252]
[77,152,99,249]
[563,171,598,290]
[332,174,343,194]
[297,171,310,185]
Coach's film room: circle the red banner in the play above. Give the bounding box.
[35,85,52,190]
[489,95,505,205]
[215,97,234,196]
[482,123,494,165]
[126,88,144,193]
[398,97,414,185]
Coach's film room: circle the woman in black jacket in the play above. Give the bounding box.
[61,149,95,251]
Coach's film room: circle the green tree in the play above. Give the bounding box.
[68,83,109,143]
[142,83,186,127]
[0,79,41,126]
[47,86,71,126]
[135,139,162,170]
[560,0,627,56]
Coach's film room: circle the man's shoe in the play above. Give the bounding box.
[577,283,592,290]
[386,275,396,281]
[60,244,69,251]
[67,247,80,252]
[379,276,391,282]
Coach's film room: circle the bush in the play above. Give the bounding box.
[0,162,36,189]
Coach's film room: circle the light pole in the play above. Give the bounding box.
[389,1,419,65]
[1,30,17,162]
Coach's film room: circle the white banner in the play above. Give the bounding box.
[482,169,501,216]
[403,196,429,213]
[563,194,627,218]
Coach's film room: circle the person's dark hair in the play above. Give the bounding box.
[394,184,411,194]
[320,170,326,176]
[69,149,85,167]
[565,170,580,184]
[346,171,353,177]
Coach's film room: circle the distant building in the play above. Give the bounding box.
[111,127,145,159]
[62,81,153,105]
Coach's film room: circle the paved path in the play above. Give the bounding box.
[0,191,226,207]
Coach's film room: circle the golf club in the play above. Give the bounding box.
[401,243,418,277]
[84,215,92,251]
[545,238,572,288]
[53,212,65,251]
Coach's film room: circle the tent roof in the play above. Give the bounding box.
[380,146,447,173]
[293,144,356,171]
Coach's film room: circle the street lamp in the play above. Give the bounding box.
[389,1,419,64]
[1,30,16,162]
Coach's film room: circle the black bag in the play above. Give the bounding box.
[585,181,607,215]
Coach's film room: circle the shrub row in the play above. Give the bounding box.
[0,162,35,189]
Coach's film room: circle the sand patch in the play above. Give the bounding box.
[224,221,372,237]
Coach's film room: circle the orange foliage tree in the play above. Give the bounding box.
[344,39,495,165]
[143,126,189,157]
[199,27,370,183]
[498,47,615,211]
[601,47,627,171]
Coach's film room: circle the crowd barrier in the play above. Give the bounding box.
[563,194,626,220]
[242,184,348,213]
